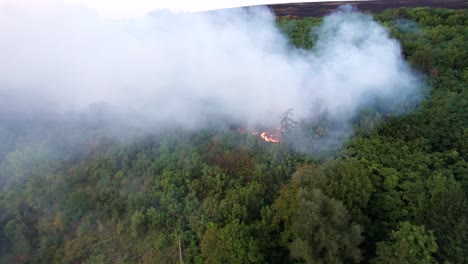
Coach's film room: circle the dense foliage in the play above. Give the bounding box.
[1,7,467,263]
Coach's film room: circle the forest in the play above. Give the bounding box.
[0,7,467,264]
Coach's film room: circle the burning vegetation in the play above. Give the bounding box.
[238,127,281,143]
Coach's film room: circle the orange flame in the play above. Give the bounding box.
[237,127,280,143]
[260,132,280,143]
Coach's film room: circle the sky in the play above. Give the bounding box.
[56,0,362,19]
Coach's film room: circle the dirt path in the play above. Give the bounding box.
[267,0,468,17]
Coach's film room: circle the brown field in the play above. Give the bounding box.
[267,0,468,17]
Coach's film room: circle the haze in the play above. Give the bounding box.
[0,1,420,133]
[2,0,366,18]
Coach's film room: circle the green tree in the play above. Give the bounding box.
[422,174,468,263]
[200,221,263,264]
[130,210,145,238]
[289,188,363,264]
[325,159,374,225]
[280,108,298,139]
[64,190,93,221]
[373,221,438,264]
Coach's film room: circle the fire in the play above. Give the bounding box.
[237,128,281,143]
[260,132,280,143]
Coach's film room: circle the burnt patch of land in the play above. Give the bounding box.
[267,0,468,18]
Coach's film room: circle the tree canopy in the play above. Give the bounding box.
[0,7,467,264]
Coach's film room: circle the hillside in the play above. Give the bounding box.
[0,6,467,264]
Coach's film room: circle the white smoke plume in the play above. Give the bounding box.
[0,2,420,131]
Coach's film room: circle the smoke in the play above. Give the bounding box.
[0,3,421,151]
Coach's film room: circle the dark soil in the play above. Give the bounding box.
[267,0,468,18]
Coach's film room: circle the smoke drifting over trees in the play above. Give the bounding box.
[0,3,421,130]
[1,2,467,263]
